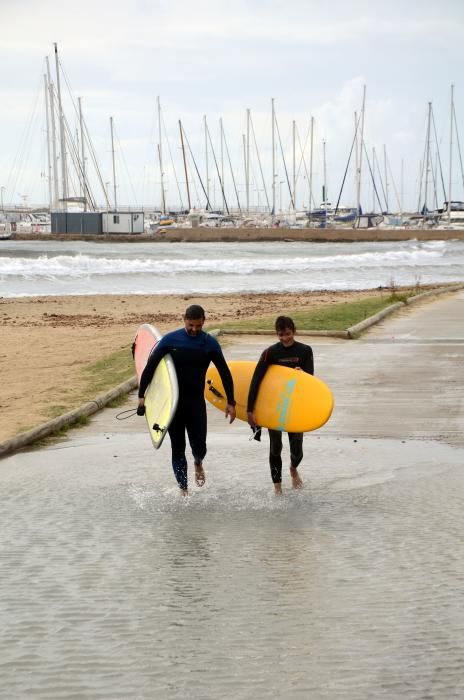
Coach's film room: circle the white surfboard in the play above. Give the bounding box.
[133,324,179,449]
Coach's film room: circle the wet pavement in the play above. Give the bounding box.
[1,291,463,699]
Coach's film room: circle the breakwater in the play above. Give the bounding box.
[11,226,464,243]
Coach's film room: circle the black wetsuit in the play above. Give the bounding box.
[139,328,235,490]
[247,340,314,484]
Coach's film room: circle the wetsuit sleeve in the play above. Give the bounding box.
[138,343,170,398]
[246,349,271,412]
[210,350,235,405]
[303,346,314,375]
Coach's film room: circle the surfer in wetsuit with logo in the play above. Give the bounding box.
[247,316,314,496]
[138,305,236,495]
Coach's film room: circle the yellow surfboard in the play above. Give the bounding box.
[133,324,179,449]
[205,360,333,432]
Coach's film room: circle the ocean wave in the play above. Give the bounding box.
[0,245,456,278]
[0,240,462,296]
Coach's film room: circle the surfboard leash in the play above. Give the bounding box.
[115,408,138,420]
[115,408,166,433]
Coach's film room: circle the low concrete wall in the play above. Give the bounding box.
[0,377,137,459]
[347,283,464,337]
[156,227,464,243]
[219,329,350,339]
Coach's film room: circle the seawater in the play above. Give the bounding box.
[1,423,463,700]
[0,239,463,297]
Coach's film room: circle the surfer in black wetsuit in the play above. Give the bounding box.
[138,305,236,496]
[247,316,314,496]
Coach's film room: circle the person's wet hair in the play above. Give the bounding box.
[185,304,205,320]
[275,315,295,333]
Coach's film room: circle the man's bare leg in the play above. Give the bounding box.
[274,482,283,496]
[290,465,303,489]
[195,462,206,487]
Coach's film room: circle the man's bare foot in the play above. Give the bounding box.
[180,488,188,497]
[274,483,283,496]
[195,462,206,487]
[290,466,303,489]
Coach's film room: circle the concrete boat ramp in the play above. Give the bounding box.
[1,291,463,699]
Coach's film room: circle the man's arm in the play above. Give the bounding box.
[246,361,268,413]
[246,348,271,428]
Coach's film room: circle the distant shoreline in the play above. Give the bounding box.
[9,227,464,244]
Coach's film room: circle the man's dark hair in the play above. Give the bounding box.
[275,315,295,333]
[185,304,205,320]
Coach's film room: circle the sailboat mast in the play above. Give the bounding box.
[53,42,68,209]
[46,56,59,209]
[220,118,225,214]
[356,85,366,215]
[448,84,454,222]
[110,116,117,210]
[292,120,296,211]
[271,97,276,215]
[401,158,404,216]
[242,134,247,212]
[250,114,271,213]
[78,97,87,211]
[309,116,314,214]
[204,115,209,208]
[157,144,166,213]
[383,144,389,212]
[157,97,166,215]
[322,139,327,204]
[43,73,53,211]
[179,120,191,211]
[246,108,250,213]
[354,111,359,209]
[424,101,432,224]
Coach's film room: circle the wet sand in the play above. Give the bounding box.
[1,289,388,442]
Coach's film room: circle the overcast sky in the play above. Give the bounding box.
[1,0,463,212]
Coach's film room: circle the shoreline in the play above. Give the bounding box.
[9,226,464,243]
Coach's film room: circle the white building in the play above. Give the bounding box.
[102,212,144,234]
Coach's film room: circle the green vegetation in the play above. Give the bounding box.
[220,293,410,332]
[81,347,134,395]
[41,346,134,427]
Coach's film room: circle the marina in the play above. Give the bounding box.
[2,44,464,236]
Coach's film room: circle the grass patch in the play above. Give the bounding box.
[106,393,133,409]
[82,347,134,395]
[41,347,135,425]
[220,294,409,332]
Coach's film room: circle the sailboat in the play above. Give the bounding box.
[0,222,13,240]
[436,201,464,229]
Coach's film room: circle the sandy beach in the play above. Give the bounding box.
[0,288,392,443]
